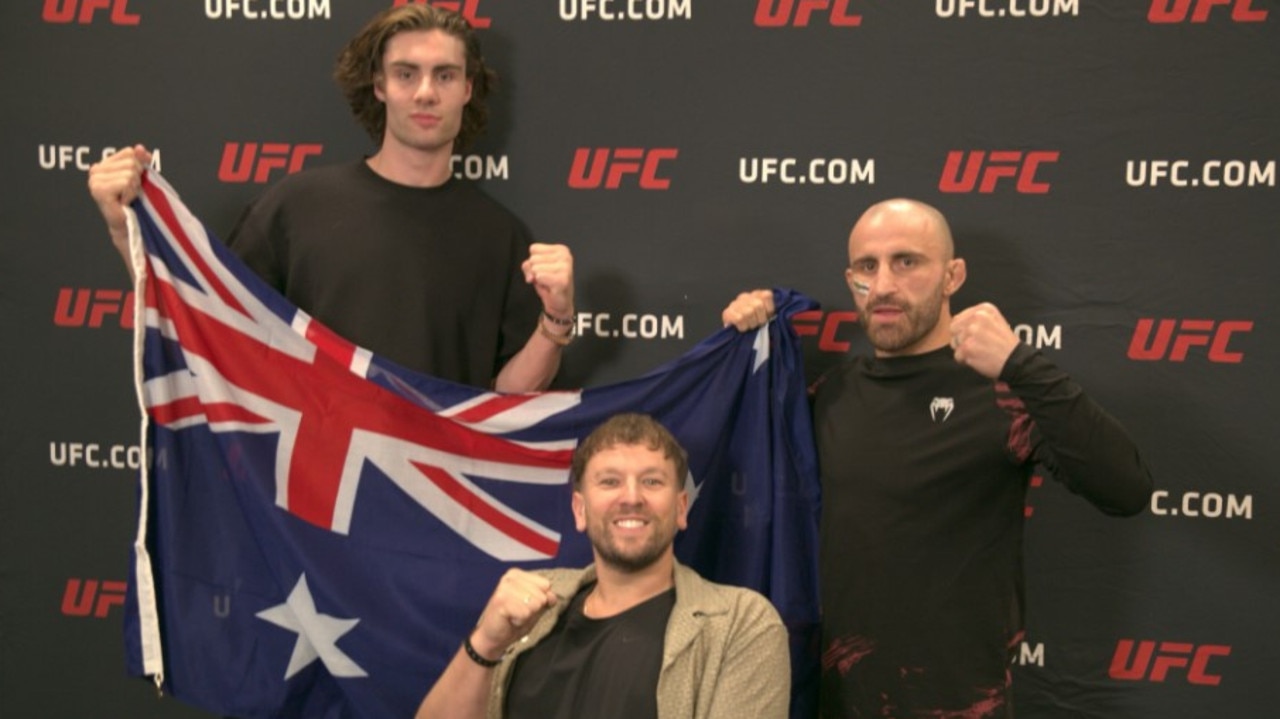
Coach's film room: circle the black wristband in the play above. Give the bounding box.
[542,309,575,326]
[463,635,502,668]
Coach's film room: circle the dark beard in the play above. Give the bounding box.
[859,293,944,354]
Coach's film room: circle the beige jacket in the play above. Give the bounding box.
[486,561,790,719]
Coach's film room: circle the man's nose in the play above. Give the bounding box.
[866,266,897,299]
[619,478,644,505]
[415,77,439,102]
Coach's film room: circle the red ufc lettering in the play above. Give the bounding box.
[791,310,859,353]
[1148,0,1267,23]
[567,148,678,190]
[53,288,135,329]
[392,0,491,28]
[61,579,128,618]
[1110,640,1231,685]
[218,143,324,184]
[1127,319,1252,363]
[42,0,140,25]
[754,0,862,26]
[938,151,1059,194]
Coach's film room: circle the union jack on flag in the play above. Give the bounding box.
[123,171,821,718]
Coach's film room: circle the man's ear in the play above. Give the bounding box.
[676,489,689,532]
[945,258,967,297]
[572,491,586,533]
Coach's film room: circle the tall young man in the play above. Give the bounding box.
[88,5,574,391]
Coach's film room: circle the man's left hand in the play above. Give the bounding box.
[523,243,574,320]
[950,302,1020,379]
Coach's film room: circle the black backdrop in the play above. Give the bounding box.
[2,1,1277,716]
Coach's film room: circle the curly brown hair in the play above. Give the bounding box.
[570,414,690,491]
[333,4,494,151]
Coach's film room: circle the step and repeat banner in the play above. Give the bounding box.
[2,1,1275,716]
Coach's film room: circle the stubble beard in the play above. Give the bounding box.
[860,287,945,355]
[588,520,671,574]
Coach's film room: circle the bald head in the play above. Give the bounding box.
[850,198,955,262]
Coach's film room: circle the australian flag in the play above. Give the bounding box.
[123,171,820,718]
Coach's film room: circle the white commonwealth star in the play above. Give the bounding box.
[752,321,772,374]
[256,574,369,680]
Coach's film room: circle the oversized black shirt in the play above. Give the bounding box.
[226,161,538,385]
[813,344,1151,718]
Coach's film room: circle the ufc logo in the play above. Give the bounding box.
[42,0,139,24]
[791,310,859,353]
[218,142,323,184]
[754,0,862,26]
[939,150,1059,194]
[53,288,134,329]
[392,0,491,28]
[1110,639,1231,685]
[568,148,679,190]
[61,579,127,618]
[1127,319,1252,363]
[1148,0,1267,23]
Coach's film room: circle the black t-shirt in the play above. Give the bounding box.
[226,161,539,385]
[812,344,1151,718]
[505,584,675,719]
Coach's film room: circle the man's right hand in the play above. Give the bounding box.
[88,144,152,257]
[469,569,559,661]
[721,289,775,332]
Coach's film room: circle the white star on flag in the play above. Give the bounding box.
[256,574,368,680]
[752,321,771,374]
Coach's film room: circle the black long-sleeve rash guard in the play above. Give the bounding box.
[813,343,1152,719]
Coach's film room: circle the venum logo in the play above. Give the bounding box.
[1148,0,1267,23]
[1110,639,1231,685]
[218,142,323,184]
[42,0,139,24]
[929,397,954,422]
[62,578,127,618]
[754,0,862,26]
[568,148,679,190]
[392,0,491,28]
[1127,319,1252,363]
[54,289,134,329]
[939,150,1059,193]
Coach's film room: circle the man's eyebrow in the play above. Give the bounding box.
[850,250,925,265]
[386,60,464,72]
